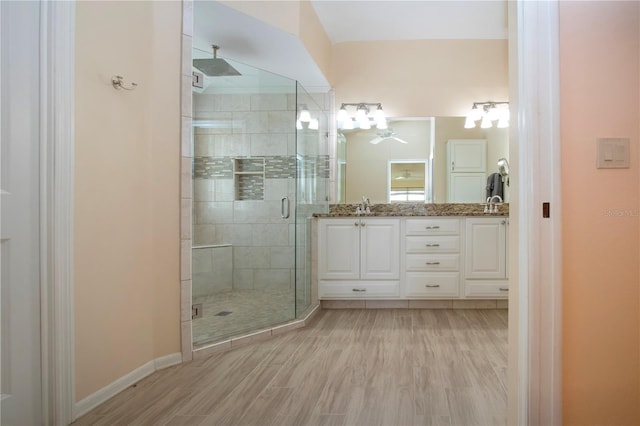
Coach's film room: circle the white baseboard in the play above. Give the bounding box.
[73,352,182,420]
[154,352,182,370]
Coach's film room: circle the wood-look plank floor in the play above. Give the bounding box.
[73,309,508,426]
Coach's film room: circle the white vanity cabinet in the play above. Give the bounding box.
[318,218,400,298]
[317,215,509,301]
[464,217,509,298]
[404,218,462,298]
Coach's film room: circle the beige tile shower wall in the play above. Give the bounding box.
[192,92,297,291]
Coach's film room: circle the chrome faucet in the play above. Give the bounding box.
[485,195,503,213]
[356,196,371,215]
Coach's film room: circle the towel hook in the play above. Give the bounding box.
[111,75,138,91]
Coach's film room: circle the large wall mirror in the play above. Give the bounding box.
[337,116,509,204]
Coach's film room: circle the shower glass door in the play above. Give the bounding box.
[191,50,299,345]
[295,84,329,317]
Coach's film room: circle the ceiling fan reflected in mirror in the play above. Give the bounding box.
[369,129,408,145]
[394,170,414,180]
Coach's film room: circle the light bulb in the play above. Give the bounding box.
[355,105,368,120]
[309,118,319,130]
[487,104,500,121]
[464,115,476,129]
[374,105,385,124]
[376,117,388,130]
[468,105,483,121]
[342,118,354,130]
[336,106,348,127]
[497,117,509,128]
[480,114,492,129]
[359,117,371,130]
[296,120,303,130]
[299,105,311,123]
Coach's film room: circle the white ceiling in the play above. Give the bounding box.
[311,0,508,43]
[193,1,507,92]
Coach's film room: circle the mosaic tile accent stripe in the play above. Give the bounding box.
[297,155,330,179]
[265,156,296,179]
[194,157,233,179]
[236,175,264,200]
[195,155,329,180]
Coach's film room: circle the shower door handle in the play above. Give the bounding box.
[281,197,290,219]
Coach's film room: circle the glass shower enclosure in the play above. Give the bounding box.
[191,49,328,346]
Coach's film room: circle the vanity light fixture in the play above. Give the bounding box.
[464,101,510,129]
[337,102,387,130]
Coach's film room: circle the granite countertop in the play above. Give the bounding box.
[314,203,509,217]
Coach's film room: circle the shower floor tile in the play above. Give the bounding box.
[192,287,295,346]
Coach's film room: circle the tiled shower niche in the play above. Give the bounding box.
[234,158,265,200]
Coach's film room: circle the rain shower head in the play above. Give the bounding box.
[193,45,241,77]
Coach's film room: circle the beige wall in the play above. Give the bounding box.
[332,40,508,118]
[560,1,640,424]
[74,1,181,401]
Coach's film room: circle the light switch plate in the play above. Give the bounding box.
[597,138,630,169]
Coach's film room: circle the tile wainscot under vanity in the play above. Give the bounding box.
[314,203,509,305]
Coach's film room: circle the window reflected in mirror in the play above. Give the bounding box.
[389,161,427,202]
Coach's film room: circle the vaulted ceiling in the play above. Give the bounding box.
[193,1,507,90]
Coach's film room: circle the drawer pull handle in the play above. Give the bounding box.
[354,222,359,226]
[425,244,440,247]
[425,261,441,265]
[425,226,440,230]
[352,288,367,292]
[499,287,509,292]
[426,284,440,288]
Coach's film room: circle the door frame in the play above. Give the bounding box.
[40,1,76,425]
[509,1,562,424]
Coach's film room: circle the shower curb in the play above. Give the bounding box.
[191,304,321,360]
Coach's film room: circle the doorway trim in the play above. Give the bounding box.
[39,0,564,424]
[41,1,76,424]
[510,0,562,424]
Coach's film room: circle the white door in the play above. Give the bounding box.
[360,219,399,280]
[1,2,43,425]
[447,139,487,173]
[465,218,507,279]
[448,172,487,203]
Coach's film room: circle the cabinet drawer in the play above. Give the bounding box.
[405,273,460,297]
[405,219,460,236]
[318,281,400,299]
[406,254,460,272]
[464,280,509,298]
[405,236,460,253]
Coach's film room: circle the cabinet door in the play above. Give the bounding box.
[448,172,487,203]
[447,139,487,173]
[465,218,507,279]
[318,219,360,280]
[360,219,400,280]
